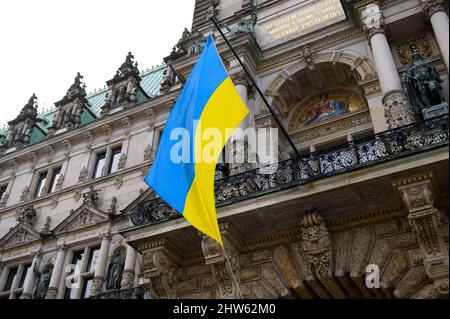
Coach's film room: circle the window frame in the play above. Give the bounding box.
[0,262,32,299]
[0,184,7,202]
[32,165,63,199]
[90,144,123,180]
[63,245,101,299]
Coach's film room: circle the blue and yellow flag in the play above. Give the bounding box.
[145,36,249,247]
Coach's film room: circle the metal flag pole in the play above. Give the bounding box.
[209,16,301,159]
[222,247,244,299]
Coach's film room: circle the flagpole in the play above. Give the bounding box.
[209,16,301,159]
[222,247,244,299]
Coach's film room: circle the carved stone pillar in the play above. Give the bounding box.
[45,245,67,299]
[363,7,416,129]
[20,252,42,299]
[393,174,449,295]
[421,0,449,71]
[201,224,241,299]
[90,234,111,297]
[141,241,179,299]
[120,245,137,290]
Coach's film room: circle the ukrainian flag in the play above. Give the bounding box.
[145,36,249,247]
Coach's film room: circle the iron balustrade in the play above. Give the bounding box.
[131,115,449,226]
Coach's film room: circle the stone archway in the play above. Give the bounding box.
[264,51,376,108]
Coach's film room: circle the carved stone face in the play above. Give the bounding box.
[300,224,330,257]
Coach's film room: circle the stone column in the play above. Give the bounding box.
[393,173,449,296]
[120,245,137,290]
[90,234,111,297]
[363,9,416,129]
[45,246,67,299]
[20,252,42,299]
[229,70,256,174]
[421,0,449,71]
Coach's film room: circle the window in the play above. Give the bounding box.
[34,172,47,198]
[108,148,122,174]
[33,166,63,198]
[64,246,101,299]
[93,152,107,179]
[3,267,18,292]
[0,184,7,202]
[18,263,31,288]
[91,145,123,179]
[48,167,62,193]
[0,262,32,299]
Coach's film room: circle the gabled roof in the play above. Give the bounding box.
[0,223,41,250]
[52,203,111,234]
[1,64,166,145]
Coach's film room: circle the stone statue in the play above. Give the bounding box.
[405,51,447,115]
[34,264,52,299]
[106,251,125,290]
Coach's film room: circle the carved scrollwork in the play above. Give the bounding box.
[142,250,178,299]
[299,212,332,280]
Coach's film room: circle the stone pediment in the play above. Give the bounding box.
[0,224,41,250]
[53,204,110,234]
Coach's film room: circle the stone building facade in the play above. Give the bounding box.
[0,0,448,299]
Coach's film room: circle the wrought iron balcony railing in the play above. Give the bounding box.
[131,115,449,226]
[88,287,148,299]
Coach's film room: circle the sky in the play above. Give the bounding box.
[0,0,196,129]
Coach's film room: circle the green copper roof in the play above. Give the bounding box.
[1,64,166,145]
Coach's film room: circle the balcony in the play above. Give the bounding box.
[130,115,449,226]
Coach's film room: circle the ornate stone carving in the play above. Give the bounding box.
[45,287,58,299]
[142,249,178,299]
[82,186,100,207]
[49,195,59,209]
[144,144,154,162]
[102,52,141,115]
[299,212,332,280]
[114,175,123,190]
[383,90,417,129]
[394,177,449,295]
[2,227,37,249]
[17,206,36,226]
[420,0,448,20]
[225,10,257,39]
[395,35,433,66]
[302,46,316,70]
[118,154,127,170]
[361,4,386,41]
[120,271,135,290]
[54,174,64,191]
[230,70,250,88]
[74,188,82,202]
[90,277,104,297]
[2,94,42,149]
[51,73,88,131]
[78,167,88,183]
[41,216,51,235]
[201,232,241,299]
[20,186,30,202]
